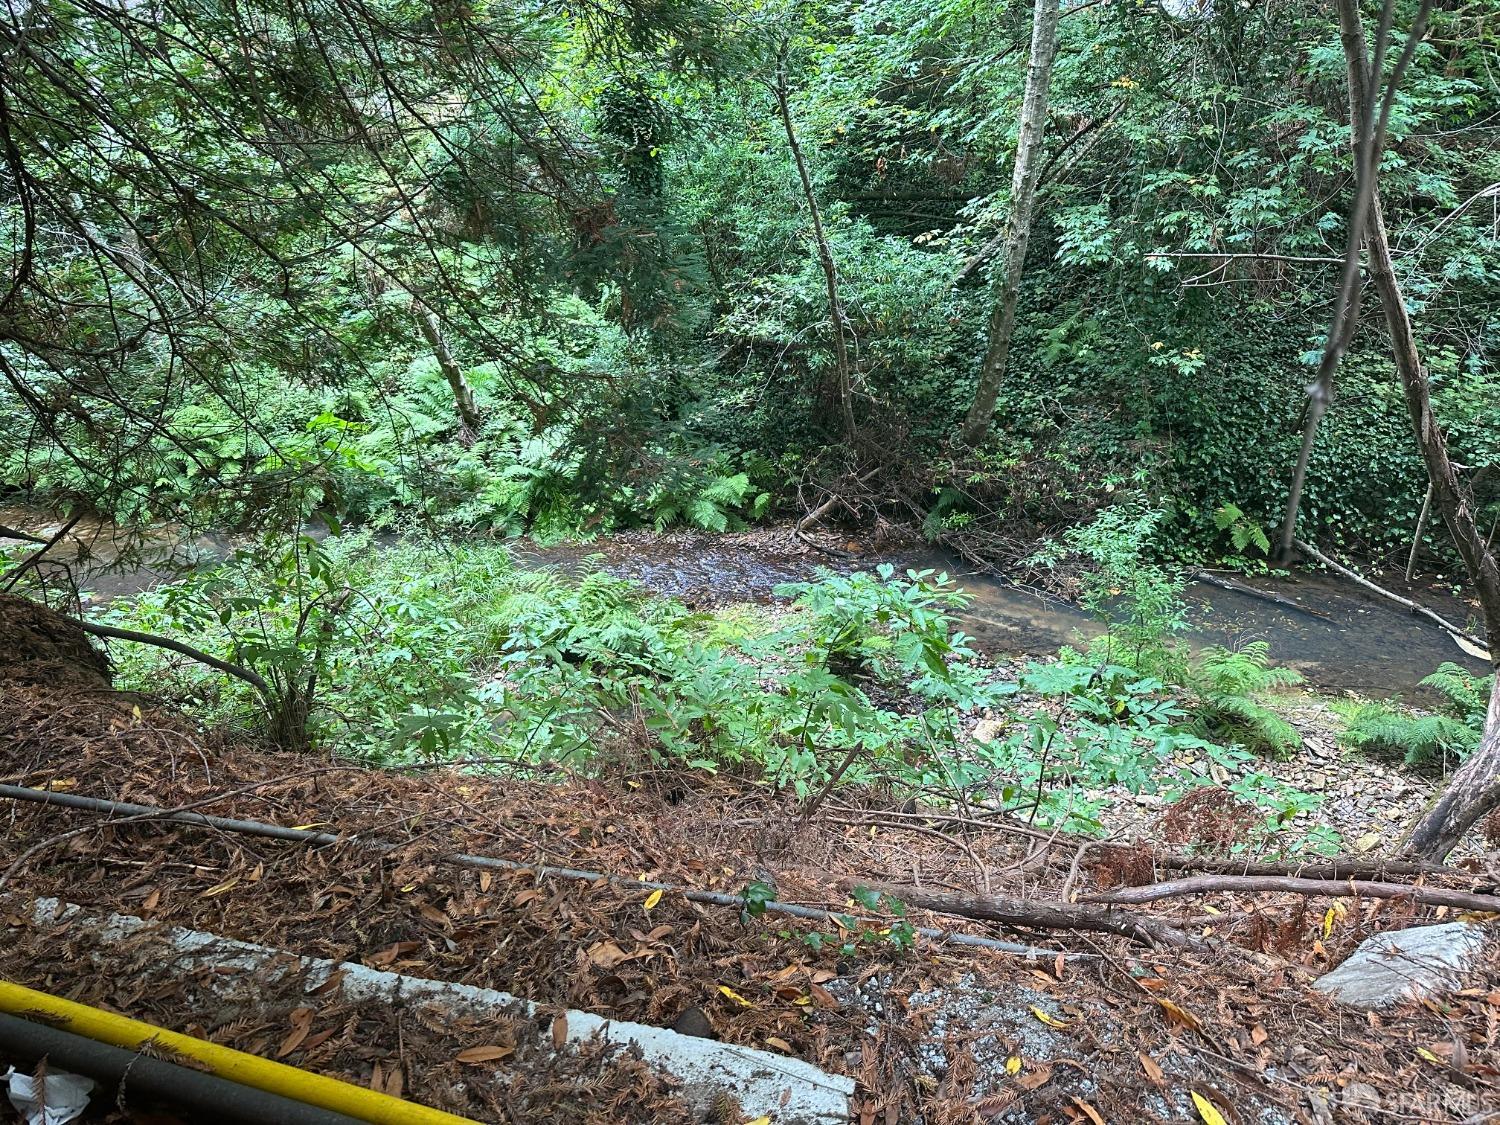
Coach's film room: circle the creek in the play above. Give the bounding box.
[2,508,1488,701]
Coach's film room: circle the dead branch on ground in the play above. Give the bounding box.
[1083,874,1500,913]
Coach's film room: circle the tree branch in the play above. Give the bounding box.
[79,620,273,697]
[1084,875,1500,913]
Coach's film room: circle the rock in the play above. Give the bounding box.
[1313,922,1492,1010]
[972,719,1005,743]
[671,1005,715,1039]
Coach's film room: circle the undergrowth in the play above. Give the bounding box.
[100,531,1336,855]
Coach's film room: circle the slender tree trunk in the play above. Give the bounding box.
[1410,678,1500,858]
[1328,0,1500,857]
[773,50,857,446]
[1405,483,1433,582]
[959,0,1060,447]
[416,305,482,435]
[1275,0,1431,562]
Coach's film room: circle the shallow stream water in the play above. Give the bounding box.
[517,530,1489,700]
[2,507,1488,700]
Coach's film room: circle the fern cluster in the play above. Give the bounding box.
[1185,642,1305,757]
[1338,663,1492,765]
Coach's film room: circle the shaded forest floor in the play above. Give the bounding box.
[1,598,1497,1124]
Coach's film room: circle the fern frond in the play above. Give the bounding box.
[1339,700,1481,765]
[1418,663,1492,719]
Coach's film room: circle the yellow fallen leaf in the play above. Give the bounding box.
[643,889,663,911]
[764,1037,792,1053]
[1155,997,1202,1032]
[1029,1006,1071,1029]
[1005,1055,1022,1075]
[1416,1046,1442,1065]
[291,822,330,831]
[746,1118,771,1125]
[1191,1091,1227,1125]
[718,985,754,1009]
[1321,906,1336,938]
[199,876,240,898]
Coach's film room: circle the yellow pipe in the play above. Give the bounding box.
[0,979,480,1125]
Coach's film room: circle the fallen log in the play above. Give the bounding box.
[1083,874,1500,913]
[847,878,1208,951]
[1294,538,1490,657]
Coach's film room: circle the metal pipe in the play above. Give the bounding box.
[0,981,480,1125]
[0,1011,369,1125]
[0,783,1080,959]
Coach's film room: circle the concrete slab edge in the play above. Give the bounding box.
[28,898,854,1124]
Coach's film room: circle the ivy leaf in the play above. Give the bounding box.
[851,885,882,911]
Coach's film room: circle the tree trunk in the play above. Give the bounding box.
[1405,482,1433,582]
[959,0,1060,447]
[773,50,857,446]
[416,306,482,435]
[1408,677,1500,858]
[1329,0,1500,857]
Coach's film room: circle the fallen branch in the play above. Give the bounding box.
[824,799,1074,846]
[78,620,272,696]
[0,769,366,895]
[1083,874,1500,913]
[0,784,1082,960]
[795,530,856,559]
[796,466,880,532]
[1294,538,1489,656]
[1405,483,1434,583]
[1190,570,1331,620]
[820,813,993,894]
[0,523,49,545]
[849,878,1208,951]
[1154,852,1472,883]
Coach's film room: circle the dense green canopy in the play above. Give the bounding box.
[1,0,1496,560]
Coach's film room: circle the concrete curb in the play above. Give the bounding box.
[30,899,854,1124]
